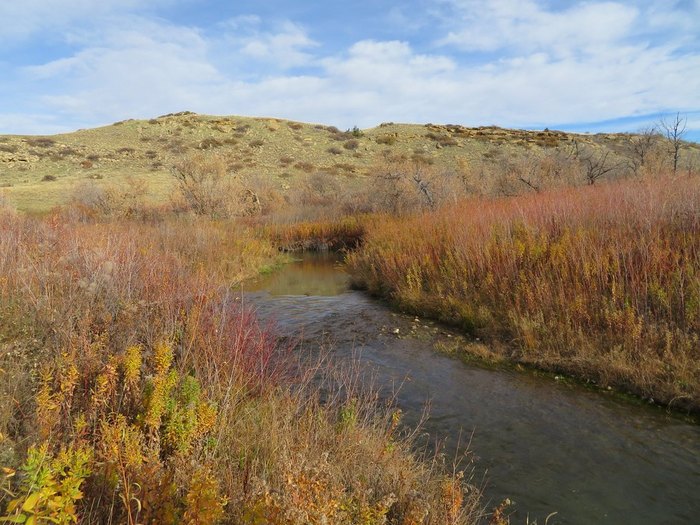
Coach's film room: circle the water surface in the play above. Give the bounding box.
[244,252,700,524]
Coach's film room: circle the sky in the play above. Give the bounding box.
[1,0,699,140]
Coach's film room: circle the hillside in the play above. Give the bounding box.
[1,112,698,213]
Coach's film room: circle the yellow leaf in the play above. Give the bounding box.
[21,493,40,512]
[0,513,27,523]
[24,517,35,525]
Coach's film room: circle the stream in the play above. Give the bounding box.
[243,252,700,524]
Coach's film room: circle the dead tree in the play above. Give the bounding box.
[410,163,436,209]
[581,149,619,185]
[508,155,542,193]
[630,126,660,174]
[660,113,687,175]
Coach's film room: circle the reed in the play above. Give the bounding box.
[347,175,700,412]
[262,214,370,251]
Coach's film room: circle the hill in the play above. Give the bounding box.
[1,112,698,213]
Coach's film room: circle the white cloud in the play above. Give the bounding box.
[323,40,455,87]
[0,0,180,43]
[220,15,262,31]
[645,0,700,37]
[1,1,698,136]
[236,21,318,69]
[436,0,639,58]
[21,20,222,123]
[0,113,71,135]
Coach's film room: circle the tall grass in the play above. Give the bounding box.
[0,206,484,524]
[347,176,700,412]
[261,214,370,251]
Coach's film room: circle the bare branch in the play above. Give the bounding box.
[660,113,687,175]
[629,126,661,174]
[579,148,623,185]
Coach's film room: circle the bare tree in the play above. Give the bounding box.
[578,147,622,185]
[629,126,661,174]
[410,163,436,209]
[504,153,543,193]
[660,113,687,175]
[370,160,434,213]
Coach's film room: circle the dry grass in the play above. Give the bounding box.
[4,113,698,214]
[0,203,484,524]
[347,174,700,412]
[262,214,370,251]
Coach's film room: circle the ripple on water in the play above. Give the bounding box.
[244,253,700,525]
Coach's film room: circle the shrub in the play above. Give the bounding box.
[53,147,80,158]
[2,443,92,525]
[348,176,700,411]
[197,138,223,150]
[349,125,364,138]
[172,153,237,218]
[294,161,315,173]
[69,178,150,220]
[375,135,397,146]
[425,132,458,147]
[0,211,483,524]
[343,139,360,150]
[25,137,55,148]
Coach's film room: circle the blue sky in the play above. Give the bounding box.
[1,0,699,140]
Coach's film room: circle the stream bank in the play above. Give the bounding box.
[244,252,700,525]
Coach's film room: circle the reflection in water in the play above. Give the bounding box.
[244,253,700,525]
[246,252,349,296]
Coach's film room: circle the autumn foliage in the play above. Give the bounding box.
[0,208,483,524]
[348,175,700,411]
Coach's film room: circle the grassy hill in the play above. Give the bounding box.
[1,111,698,213]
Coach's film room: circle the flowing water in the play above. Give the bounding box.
[243,252,700,524]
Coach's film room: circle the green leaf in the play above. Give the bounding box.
[4,499,19,513]
[0,514,28,523]
[21,493,40,512]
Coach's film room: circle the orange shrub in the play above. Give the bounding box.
[348,175,700,411]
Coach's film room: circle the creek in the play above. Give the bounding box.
[243,252,700,524]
